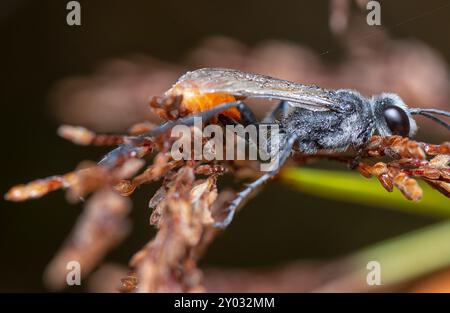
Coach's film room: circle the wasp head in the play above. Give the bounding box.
[371,93,418,138]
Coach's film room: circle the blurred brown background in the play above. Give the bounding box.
[1,0,449,292]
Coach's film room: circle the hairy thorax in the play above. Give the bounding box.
[283,96,373,154]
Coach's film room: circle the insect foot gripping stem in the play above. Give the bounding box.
[212,133,297,228]
[213,172,276,229]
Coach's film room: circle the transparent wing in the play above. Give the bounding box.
[174,68,341,112]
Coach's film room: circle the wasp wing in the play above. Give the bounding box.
[174,68,341,112]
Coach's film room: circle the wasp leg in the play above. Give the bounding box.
[98,101,257,169]
[237,103,258,126]
[98,144,151,168]
[136,101,257,141]
[213,134,298,228]
[262,101,290,123]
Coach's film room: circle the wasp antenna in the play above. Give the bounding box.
[410,108,450,117]
[410,108,450,131]
[412,111,450,131]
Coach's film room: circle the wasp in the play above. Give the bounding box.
[97,68,450,227]
[6,68,450,228]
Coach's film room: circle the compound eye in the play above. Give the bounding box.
[383,104,410,137]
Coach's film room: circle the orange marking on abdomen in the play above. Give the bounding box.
[169,83,241,120]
